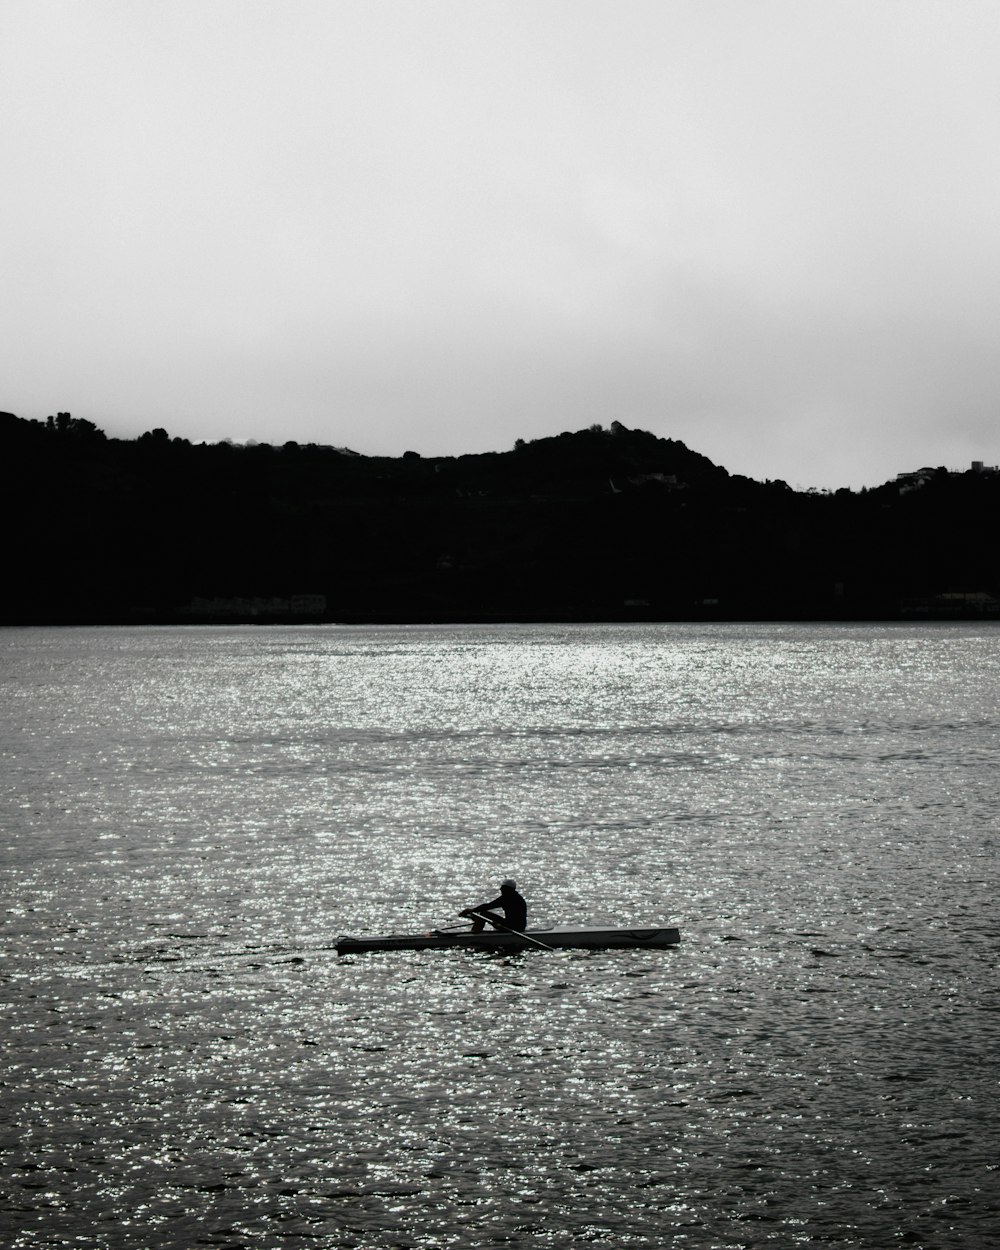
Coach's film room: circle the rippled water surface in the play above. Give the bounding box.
[2,623,998,1249]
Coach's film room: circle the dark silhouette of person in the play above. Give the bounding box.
[461,879,528,932]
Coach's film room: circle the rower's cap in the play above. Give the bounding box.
[501,878,516,889]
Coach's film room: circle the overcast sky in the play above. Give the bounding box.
[3,1,999,488]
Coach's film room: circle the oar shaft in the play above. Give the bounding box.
[467,911,554,951]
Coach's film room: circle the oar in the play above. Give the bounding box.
[467,911,555,952]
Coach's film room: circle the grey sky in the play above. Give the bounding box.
[3,0,999,488]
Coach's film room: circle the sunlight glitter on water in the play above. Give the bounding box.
[2,623,999,1248]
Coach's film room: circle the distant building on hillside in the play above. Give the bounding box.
[895,467,941,493]
[897,461,997,493]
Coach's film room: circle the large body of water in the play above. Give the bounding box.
[2,623,997,1249]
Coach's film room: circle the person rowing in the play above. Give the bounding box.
[460,878,527,933]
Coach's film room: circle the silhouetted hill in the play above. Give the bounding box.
[2,412,998,623]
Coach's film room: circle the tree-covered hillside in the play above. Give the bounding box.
[2,411,998,623]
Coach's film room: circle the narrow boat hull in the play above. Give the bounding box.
[335,925,680,955]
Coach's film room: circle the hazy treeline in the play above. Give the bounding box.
[2,410,997,623]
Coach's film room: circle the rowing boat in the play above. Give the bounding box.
[335,925,680,955]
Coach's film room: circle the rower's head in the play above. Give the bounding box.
[500,878,517,891]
